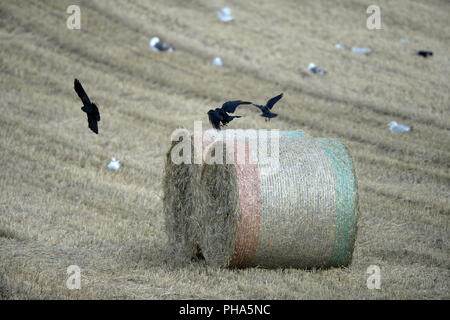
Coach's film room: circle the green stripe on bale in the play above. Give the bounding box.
[281,130,308,138]
[318,139,359,267]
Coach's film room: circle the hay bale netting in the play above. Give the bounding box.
[195,130,359,269]
[163,129,308,263]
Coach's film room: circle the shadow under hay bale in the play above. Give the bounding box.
[163,129,359,269]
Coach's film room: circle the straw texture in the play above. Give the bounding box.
[163,140,201,263]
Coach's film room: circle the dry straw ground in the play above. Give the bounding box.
[0,0,449,299]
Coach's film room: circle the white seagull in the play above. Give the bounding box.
[308,63,326,75]
[217,7,234,22]
[351,47,372,55]
[108,157,120,171]
[335,44,372,54]
[389,121,411,133]
[149,37,173,52]
[212,57,223,66]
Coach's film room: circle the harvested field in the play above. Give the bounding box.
[0,0,449,299]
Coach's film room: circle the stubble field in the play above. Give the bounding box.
[0,0,449,299]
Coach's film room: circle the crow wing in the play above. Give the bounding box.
[221,100,252,113]
[74,79,91,106]
[91,103,100,121]
[266,93,283,110]
[252,104,266,112]
[87,114,99,134]
[207,110,222,130]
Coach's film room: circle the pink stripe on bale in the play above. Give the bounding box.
[227,141,261,268]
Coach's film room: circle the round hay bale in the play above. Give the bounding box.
[194,130,359,268]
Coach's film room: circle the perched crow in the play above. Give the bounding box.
[252,93,283,121]
[74,79,100,134]
[207,100,251,130]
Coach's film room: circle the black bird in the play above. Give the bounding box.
[417,50,433,58]
[207,100,251,130]
[74,79,100,134]
[220,100,252,114]
[216,108,242,126]
[218,100,251,126]
[252,93,283,121]
[207,109,223,130]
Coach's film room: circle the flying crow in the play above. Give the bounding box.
[74,79,100,134]
[252,93,283,121]
[207,100,251,130]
